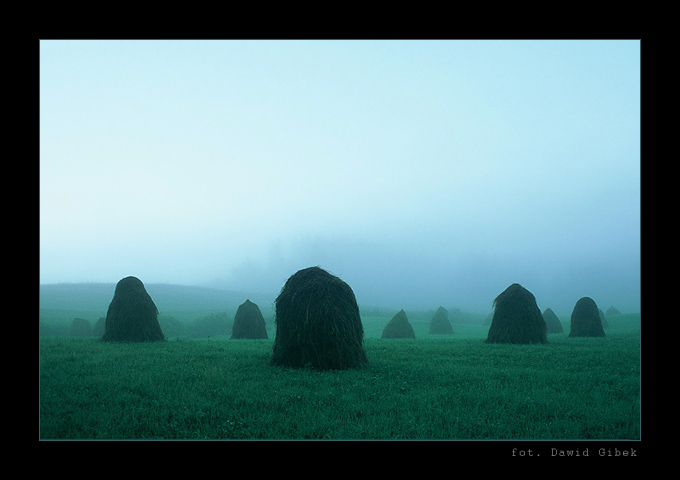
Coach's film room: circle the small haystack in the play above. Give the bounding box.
[483,312,493,326]
[231,299,268,339]
[486,283,547,344]
[93,317,106,337]
[102,276,165,342]
[569,297,606,337]
[158,314,184,338]
[68,317,92,337]
[542,308,564,334]
[381,309,416,339]
[606,305,621,316]
[429,306,453,334]
[598,308,608,328]
[271,266,367,370]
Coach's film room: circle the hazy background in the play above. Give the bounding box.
[39,40,640,314]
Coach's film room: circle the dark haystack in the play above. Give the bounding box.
[231,299,268,339]
[606,306,621,316]
[486,283,547,344]
[429,306,453,334]
[542,308,564,334]
[569,297,606,337]
[271,266,367,370]
[102,276,165,342]
[381,309,416,339]
[68,317,92,337]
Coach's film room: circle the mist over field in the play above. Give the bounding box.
[39,40,640,315]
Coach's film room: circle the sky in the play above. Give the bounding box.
[39,39,641,314]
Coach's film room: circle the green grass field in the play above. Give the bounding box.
[39,314,640,440]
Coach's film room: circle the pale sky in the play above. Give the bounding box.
[39,40,641,313]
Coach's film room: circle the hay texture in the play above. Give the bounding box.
[102,276,165,342]
[429,306,453,334]
[271,266,367,370]
[541,308,564,334]
[381,309,416,339]
[569,297,605,337]
[68,317,92,337]
[486,283,547,344]
[231,299,268,339]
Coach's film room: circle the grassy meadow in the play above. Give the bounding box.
[39,291,641,439]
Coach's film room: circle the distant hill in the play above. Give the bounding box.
[39,282,277,318]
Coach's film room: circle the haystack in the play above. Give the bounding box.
[93,317,106,337]
[381,309,416,339]
[486,283,547,344]
[598,308,608,328]
[429,306,453,334]
[569,297,605,337]
[158,314,184,338]
[232,299,268,339]
[68,317,92,337]
[102,276,165,342]
[483,312,493,326]
[606,306,621,316]
[270,266,367,370]
[541,308,564,334]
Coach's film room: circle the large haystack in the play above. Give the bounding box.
[231,299,268,339]
[68,317,92,337]
[102,276,165,342]
[270,266,367,370]
[542,308,564,334]
[569,297,605,337]
[429,306,453,334]
[486,283,547,344]
[381,309,416,339]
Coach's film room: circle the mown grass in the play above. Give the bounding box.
[39,322,640,440]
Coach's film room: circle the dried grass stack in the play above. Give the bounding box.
[93,317,106,337]
[429,306,453,334]
[271,266,367,370]
[231,299,268,339]
[381,309,416,339]
[569,297,605,337]
[486,283,547,344]
[541,308,564,334]
[102,276,165,342]
[598,308,608,328]
[68,317,92,337]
